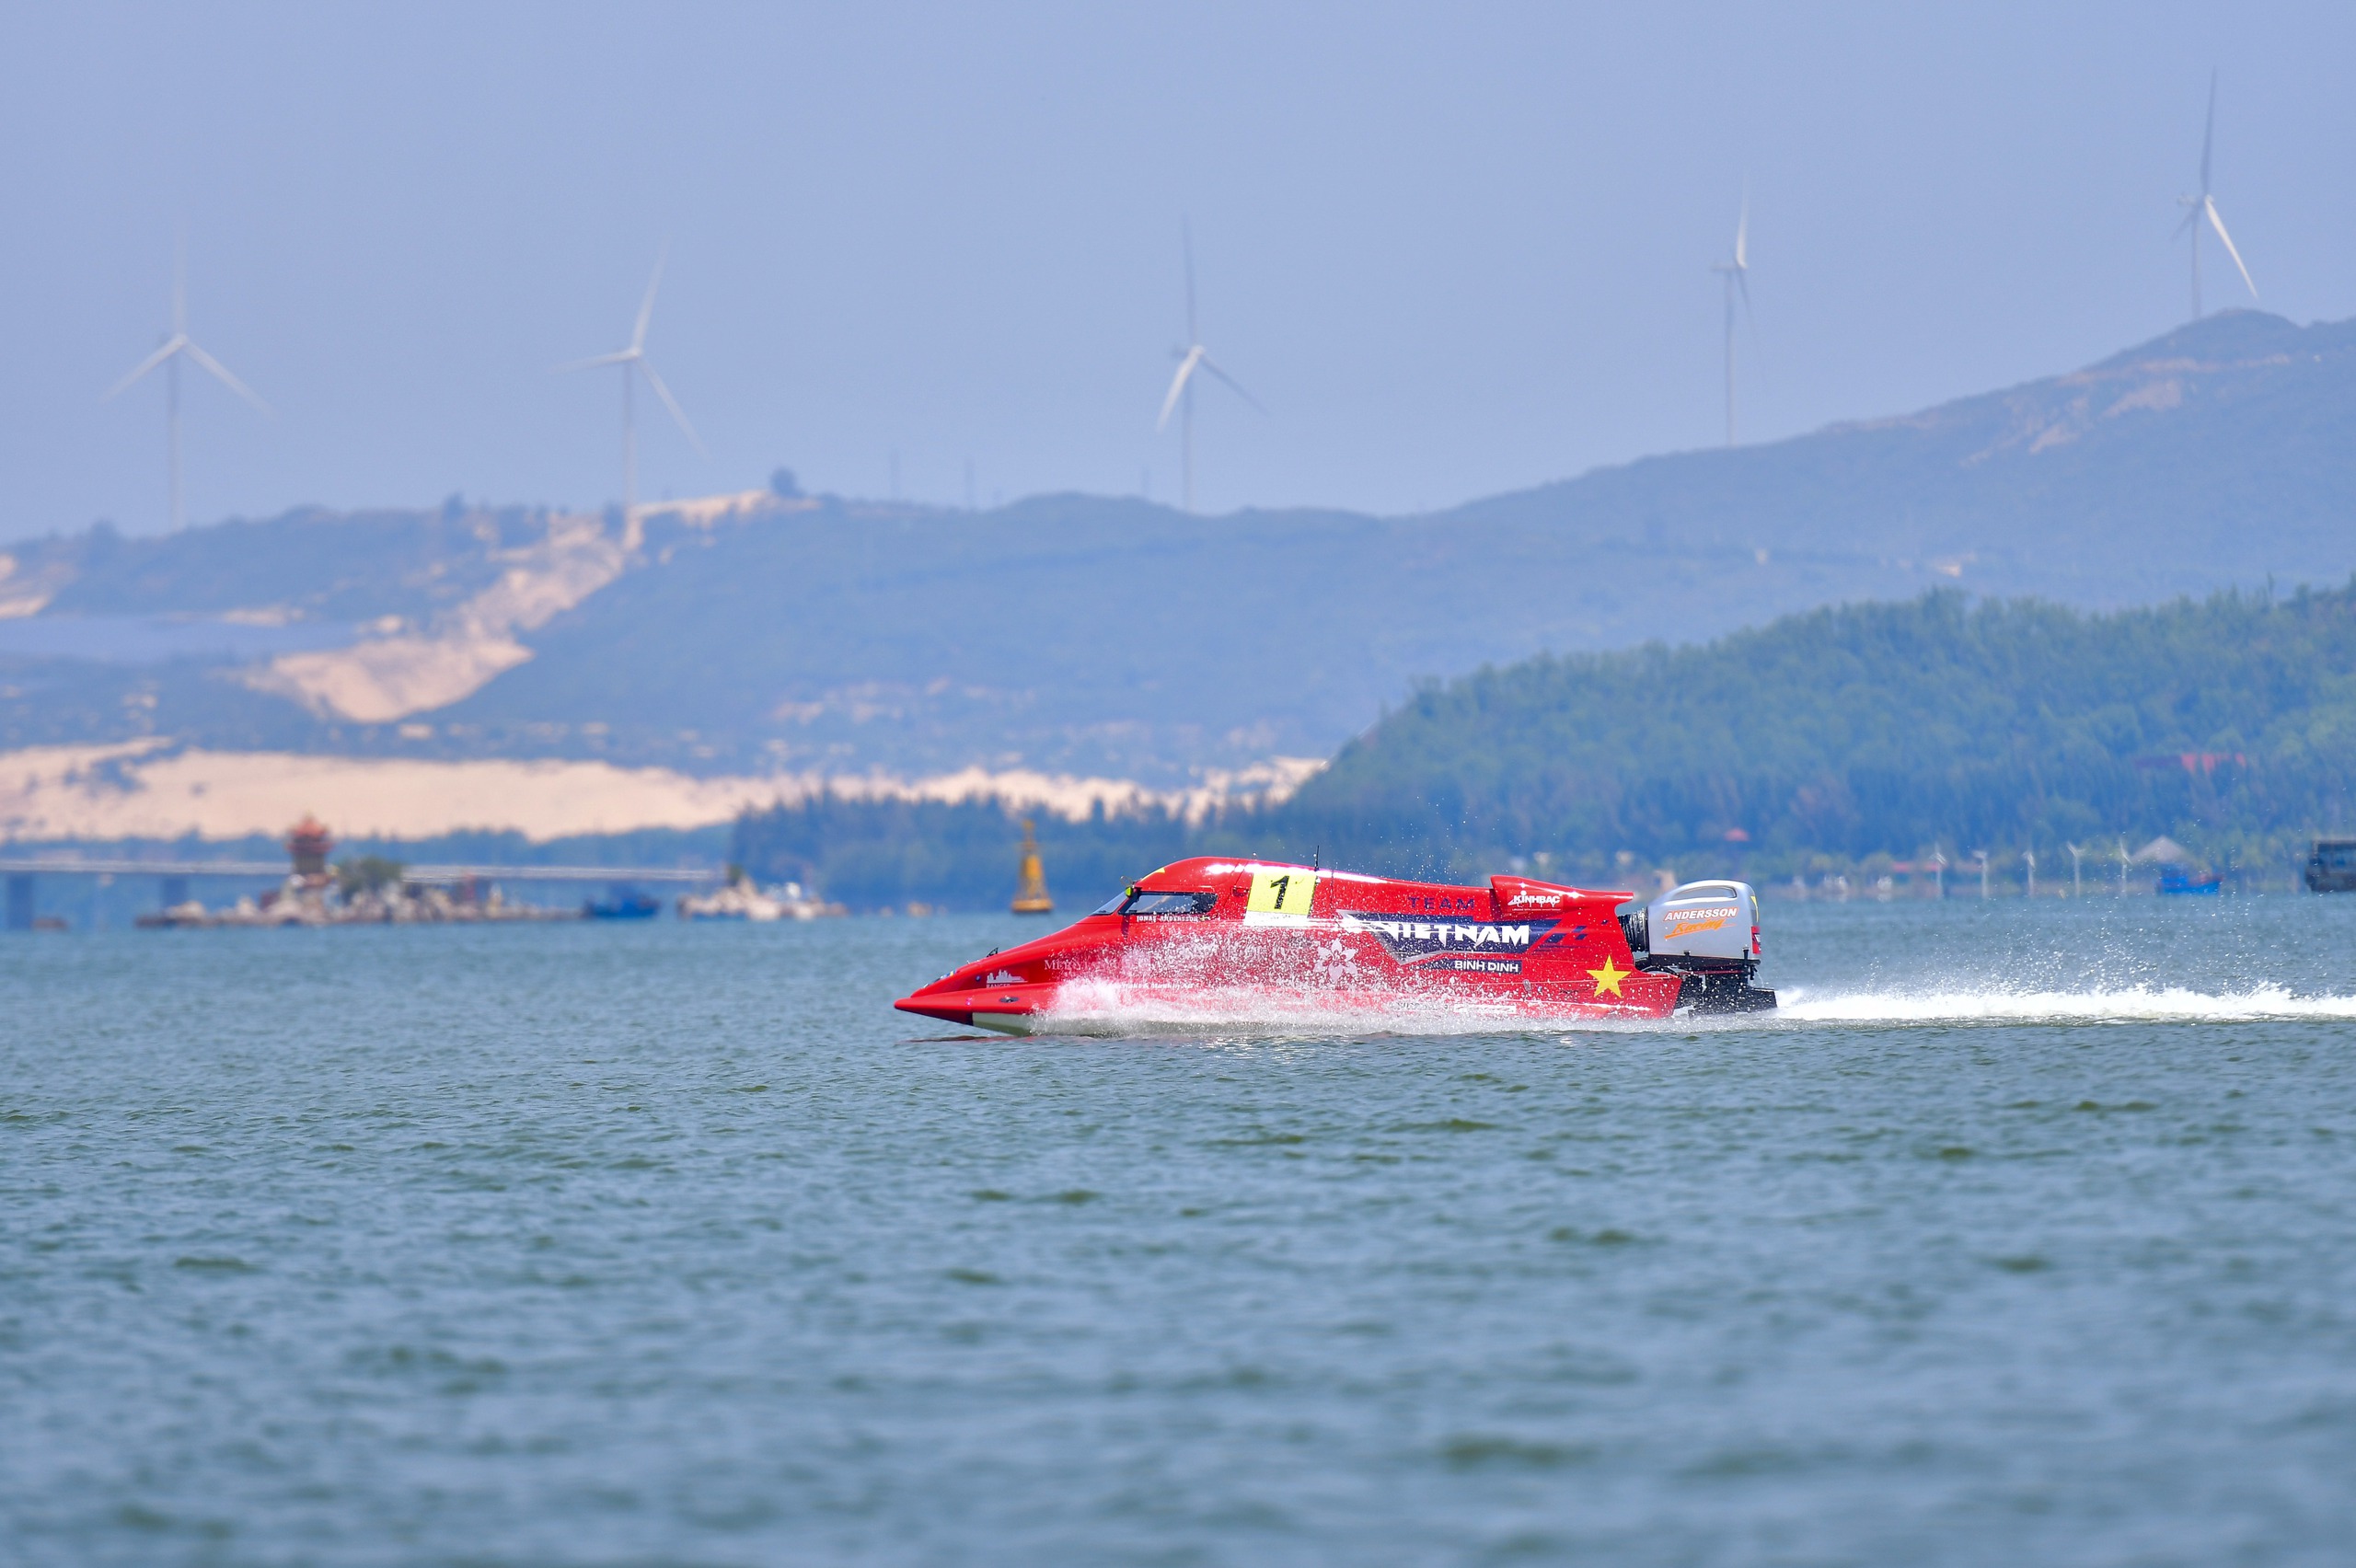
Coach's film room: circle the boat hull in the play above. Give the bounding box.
[906,988,1675,1036]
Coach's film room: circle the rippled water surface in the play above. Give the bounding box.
[7,897,2356,1565]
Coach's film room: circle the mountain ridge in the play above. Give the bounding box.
[5,310,2352,821]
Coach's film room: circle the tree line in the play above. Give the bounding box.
[733,585,2356,906]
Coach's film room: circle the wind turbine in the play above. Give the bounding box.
[2176,71,2258,320]
[103,232,269,533]
[1707,190,1758,446]
[560,244,705,526]
[1156,222,1264,513]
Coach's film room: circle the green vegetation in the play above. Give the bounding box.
[731,796,1195,912]
[332,856,408,897]
[1276,585,2356,881]
[732,584,2356,905]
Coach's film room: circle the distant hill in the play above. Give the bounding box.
[1268,584,2356,881]
[1454,309,2356,604]
[732,582,2356,910]
[6,310,2354,801]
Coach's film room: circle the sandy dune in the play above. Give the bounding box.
[0,742,1323,843]
[242,511,629,722]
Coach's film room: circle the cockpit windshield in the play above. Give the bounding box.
[1093,887,1218,917]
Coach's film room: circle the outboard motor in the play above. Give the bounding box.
[1620,880,1776,1013]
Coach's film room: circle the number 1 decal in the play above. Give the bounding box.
[1247,869,1317,917]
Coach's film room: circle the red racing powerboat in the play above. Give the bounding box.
[895,858,1775,1034]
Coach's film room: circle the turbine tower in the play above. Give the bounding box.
[103,232,269,533]
[2177,71,2258,321]
[1156,221,1263,513]
[560,244,705,529]
[1707,192,1756,446]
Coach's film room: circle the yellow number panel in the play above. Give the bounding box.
[1246,869,1317,917]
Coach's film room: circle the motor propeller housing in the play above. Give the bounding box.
[1621,880,1774,1013]
[1642,880,1760,963]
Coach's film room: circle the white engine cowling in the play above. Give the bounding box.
[1641,880,1759,963]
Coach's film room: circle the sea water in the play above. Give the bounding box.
[5,896,2355,1565]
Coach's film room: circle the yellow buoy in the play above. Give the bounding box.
[1011,818,1054,914]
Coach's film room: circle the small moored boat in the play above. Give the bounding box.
[583,887,661,920]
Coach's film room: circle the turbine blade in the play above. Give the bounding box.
[1156,348,1202,431]
[636,360,705,455]
[1734,188,1749,268]
[555,351,635,373]
[2205,198,2258,298]
[633,243,669,352]
[2171,202,2200,237]
[180,340,271,413]
[1197,354,1266,413]
[2200,68,2217,194]
[103,337,182,399]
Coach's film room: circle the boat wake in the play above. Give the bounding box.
[1017,979,2356,1038]
[1774,982,2356,1027]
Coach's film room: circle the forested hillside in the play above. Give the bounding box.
[1277,585,2356,877]
[735,585,2356,908]
[732,796,1194,913]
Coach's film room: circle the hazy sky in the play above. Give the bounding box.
[2,1,2348,537]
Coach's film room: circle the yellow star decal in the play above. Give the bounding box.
[1588,956,1628,997]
